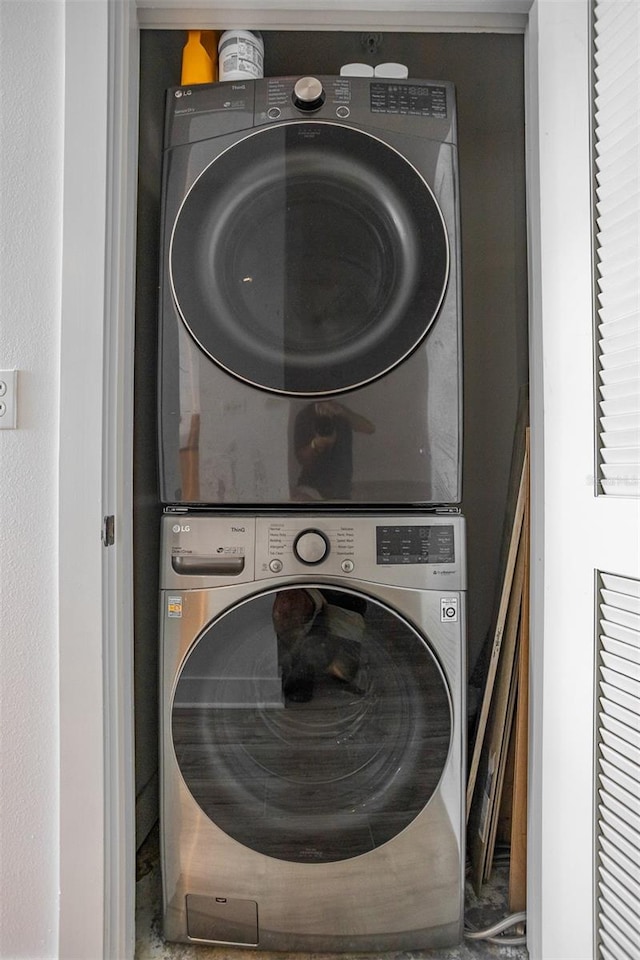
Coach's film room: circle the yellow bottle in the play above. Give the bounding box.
[181,30,217,85]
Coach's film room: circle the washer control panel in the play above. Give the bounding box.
[254,515,465,588]
[162,514,465,590]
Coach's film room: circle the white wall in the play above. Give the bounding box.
[0,1,63,957]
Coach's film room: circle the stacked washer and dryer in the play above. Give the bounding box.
[158,74,466,951]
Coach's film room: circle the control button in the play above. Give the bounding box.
[292,76,325,112]
[336,105,350,119]
[267,106,281,120]
[269,558,283,573]
[294,529,329,565]
[341,559,354,573]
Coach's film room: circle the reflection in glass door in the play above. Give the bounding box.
[172,586,452,863]
[170,123,448,395]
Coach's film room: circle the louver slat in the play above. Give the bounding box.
[601,588,640,616]
[593,0,640,497]
[601,729,640,767]
[600,944,618,960]
[601,690,640,724]
[600,819,640,871]
[595,1,638,37]
[600,746,640,785]
[600,793,640,849]
[601,900,640,952]
[600,892,640,942]
[601,945,619,960]
[599,774,638,820]
[600,846,640,895]
[602,882,640,931]
[594,0,634,31]
[600,334,640,360]
[600,929,634,960]
[601,668,640,700]
[599,362,640,386]
[599,316,640,340]
[599,346,640,371]
[596,570,640,959]
[600,915,638,960]
[601,376,638,397]
[594,129,637,167]
[602,620,640,651]
[600,396,640,418]
[600,759,640,800]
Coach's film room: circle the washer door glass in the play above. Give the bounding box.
[170,122,449,395]
[172,586,452,863]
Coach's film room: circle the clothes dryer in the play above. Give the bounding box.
[158,76,462,506]
[161,511,466,950]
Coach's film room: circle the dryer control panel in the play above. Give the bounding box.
[165,75,457,149]
[161,514,466,591]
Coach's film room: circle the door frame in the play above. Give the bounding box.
[58,1,594,958]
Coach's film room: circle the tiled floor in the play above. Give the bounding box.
[135,827,528,960]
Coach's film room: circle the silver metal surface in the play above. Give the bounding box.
[160,512,466,951]
[293,529,329,564]
[293,76,324,104]
[159,77,463,507]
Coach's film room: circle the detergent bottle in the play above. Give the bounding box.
[181,30,217,85]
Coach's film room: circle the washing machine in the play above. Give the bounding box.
[161,511,466,951]
[158,75,462,507]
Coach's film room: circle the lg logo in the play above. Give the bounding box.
[172,523,191,533]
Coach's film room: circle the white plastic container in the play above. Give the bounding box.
[218,29,264,82]
[340,63,374,77]
[374,63,409,79]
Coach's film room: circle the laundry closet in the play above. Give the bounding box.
[133,26,528,949]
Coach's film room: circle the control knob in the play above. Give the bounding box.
[294,529,329,565]
[292,76,326,112]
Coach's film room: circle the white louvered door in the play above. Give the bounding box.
[592,4,640,958]
[593,0,640,496]
[531,2,639,957]
[595,573,640,960]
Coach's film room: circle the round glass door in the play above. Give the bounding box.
[172,586,452,863]
[170,122,449,395]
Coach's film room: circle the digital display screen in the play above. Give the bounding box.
[376,525,455,565]
[370,83,448,118]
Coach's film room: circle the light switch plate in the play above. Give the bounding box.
[0,370,18,428]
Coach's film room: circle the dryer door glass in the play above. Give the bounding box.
[170,122,449,395]
[172,586,452,863]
